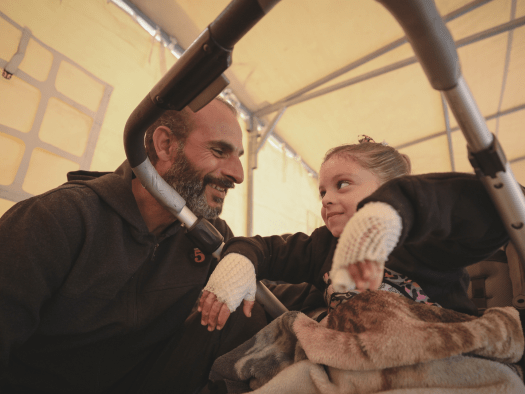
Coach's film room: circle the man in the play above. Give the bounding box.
[0,98,261,394]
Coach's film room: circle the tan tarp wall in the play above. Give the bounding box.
[0,0,322,237]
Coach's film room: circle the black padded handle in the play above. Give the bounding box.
[125,0,281,167]
[377,0,460,91]
[209,0,280,49]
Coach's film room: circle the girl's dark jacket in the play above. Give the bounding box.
[0,161,233,393]
[222,172,514,316]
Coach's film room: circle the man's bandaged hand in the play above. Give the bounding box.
[199,253,256,331]
[330,202,402,292]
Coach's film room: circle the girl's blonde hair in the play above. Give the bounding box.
[322,141,411,184]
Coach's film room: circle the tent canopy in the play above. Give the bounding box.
[1,0,524,237]
[129,0,525,179]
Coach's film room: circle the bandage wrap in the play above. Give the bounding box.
[204,253,256,312]
[330,202,402,292]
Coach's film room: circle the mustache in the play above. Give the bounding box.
[202,175,235,191]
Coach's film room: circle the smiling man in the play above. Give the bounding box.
[0,98,261,394]
[140,98,244,233]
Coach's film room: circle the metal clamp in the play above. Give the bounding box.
[468,134,507,178]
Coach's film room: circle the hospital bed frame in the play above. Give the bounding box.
[123,0,525,320]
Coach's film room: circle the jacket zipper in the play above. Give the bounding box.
[151,243,159,261]
[133,242,159,328]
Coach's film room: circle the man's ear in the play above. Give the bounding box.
[152,126,178,163]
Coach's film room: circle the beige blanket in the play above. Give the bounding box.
[210,291,525,393]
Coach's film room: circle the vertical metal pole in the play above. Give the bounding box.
[246,116,289,319]
[441,93,456,172]
[246,116,258,236]
[443,77,525,264]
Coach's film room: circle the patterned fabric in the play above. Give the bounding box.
[324,267,440,313]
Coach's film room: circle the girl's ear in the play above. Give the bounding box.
[152,126,178,163]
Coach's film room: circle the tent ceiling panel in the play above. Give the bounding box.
[498,110,525,160]
[519,0,525,15]
[274,64,446,172]
[511,160,525,184]
[445,33,510,128]
[129,0,525,176]
[502,25,525,110]
[446,0,513,40]
[400,135,454,174]
[451,127,475,172]
[324,43,417,84]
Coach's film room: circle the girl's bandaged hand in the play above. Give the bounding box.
[203,253,256,313]
[330,202,402,292]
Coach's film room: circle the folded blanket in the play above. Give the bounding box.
[210,291,525,393]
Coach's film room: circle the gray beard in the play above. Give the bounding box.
[161,146,233,219]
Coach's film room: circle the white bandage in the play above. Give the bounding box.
[204,253,256,313]
[330,202,402,292]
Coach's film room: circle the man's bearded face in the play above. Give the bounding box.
[162,145,234,219]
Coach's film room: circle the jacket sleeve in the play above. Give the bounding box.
[0,192,81,368]
[221,227,335,288]
[358,172,514,271]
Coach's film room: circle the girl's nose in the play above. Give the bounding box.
[322,193,334,208]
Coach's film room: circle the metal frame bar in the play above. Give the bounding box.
[246,116,257,236]
[441,93,456,172]
[494,0,517,137]
[395,102,525,150]
[444,76,525,262]
[257,107,286,153]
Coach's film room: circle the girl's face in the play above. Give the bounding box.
[319,155,381,237]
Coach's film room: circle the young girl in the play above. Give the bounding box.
[199,137,510,330]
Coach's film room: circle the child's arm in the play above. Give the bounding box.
[330,202,403,292]
[219,228,335,285]
[199,228,335,330]
[352,172,517,278]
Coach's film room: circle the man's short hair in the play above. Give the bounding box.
[144,96,238,166]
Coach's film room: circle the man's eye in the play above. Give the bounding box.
[212,149,224,156]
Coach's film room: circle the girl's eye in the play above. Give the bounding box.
[319,190,326,198]
[338,181,350,190]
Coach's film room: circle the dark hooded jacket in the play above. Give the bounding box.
[0,161,233,393]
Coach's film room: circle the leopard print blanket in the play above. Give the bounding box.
[209,291,525,393]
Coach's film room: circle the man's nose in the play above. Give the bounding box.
[222,156,244,184]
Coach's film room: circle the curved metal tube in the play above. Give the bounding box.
[377,0,460,91]
[123,0,288,320]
